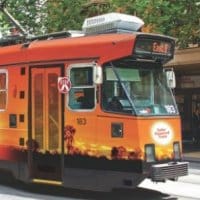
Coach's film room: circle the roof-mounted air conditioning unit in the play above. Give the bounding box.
[82,12,144,35]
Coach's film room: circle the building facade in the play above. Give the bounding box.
[167,47,200,142]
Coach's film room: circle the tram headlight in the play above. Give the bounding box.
[145,144,156,162]
[173,142,181,160]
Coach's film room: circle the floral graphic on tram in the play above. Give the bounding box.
[64,125,143,161]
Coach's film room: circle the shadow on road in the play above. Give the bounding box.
[0,175,177,200]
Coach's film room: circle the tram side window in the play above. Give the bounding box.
[0,70,7,111]
[68,67,95,110]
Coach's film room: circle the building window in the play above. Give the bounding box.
[68,66,95,110]
[0,70,8,111]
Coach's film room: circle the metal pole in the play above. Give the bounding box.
[0,2,28,36]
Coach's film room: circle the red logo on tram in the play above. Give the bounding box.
[58,77,71,94]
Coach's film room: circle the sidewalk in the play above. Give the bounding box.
[182,140,200,163]
[183,152,200,163]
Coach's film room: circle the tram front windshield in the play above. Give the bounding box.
[102,61,178,116]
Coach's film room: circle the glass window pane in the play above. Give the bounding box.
[0,73,6,90]
[69,88,95,110]
[0,72,7,110]
[102,62,178,116]
[48,73,59,150]
[68,66,95,111]
[34,74,44,149]
[0,91,6,109]
[70,67,93,86]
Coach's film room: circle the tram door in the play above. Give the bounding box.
[30,67,62,182]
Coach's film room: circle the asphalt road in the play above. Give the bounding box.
[0,168,199,200]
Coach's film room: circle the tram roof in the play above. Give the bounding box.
[0,32,137,66]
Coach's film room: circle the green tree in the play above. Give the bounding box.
[0,0,199,48]
[1,0,46,36]
[44,0,111,32]
[44,0,87,32]
[111,0,200,48]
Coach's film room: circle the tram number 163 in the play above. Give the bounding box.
[77,118,87,125]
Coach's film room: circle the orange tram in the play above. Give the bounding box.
[0,13,188,191]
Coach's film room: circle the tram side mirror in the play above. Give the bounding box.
[93,65,103,84]
[166,69,176,89]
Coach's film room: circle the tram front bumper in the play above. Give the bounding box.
[150,161,189,182]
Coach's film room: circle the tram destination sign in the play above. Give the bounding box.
[133,35,175,62]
